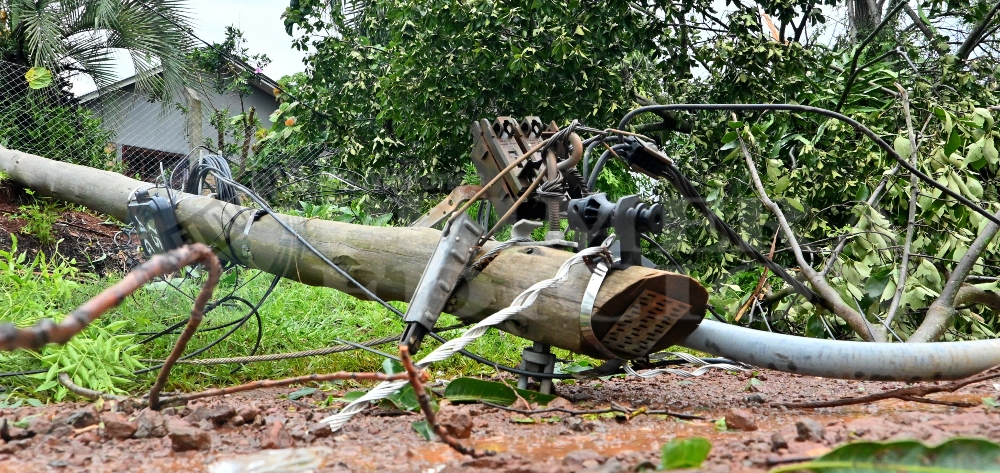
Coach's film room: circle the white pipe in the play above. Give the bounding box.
[680,320,1000,381]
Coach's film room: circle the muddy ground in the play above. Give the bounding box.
[0,181,133,275]
[1,369,998,472]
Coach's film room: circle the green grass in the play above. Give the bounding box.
[0,249,597,399]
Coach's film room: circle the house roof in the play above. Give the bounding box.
[78,65,280,103]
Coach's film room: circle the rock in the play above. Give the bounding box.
[796,418,825,442]
[2,423,31,441]
[725,409,758,431]
[133,410,167,439]
[582,459,626,473]
[563,417,596,433]
[571,392,593,402]
[227,415,245,427]
[26,417,53,436]
[745,393,767,404]
[0,439,30,454]
[166,419,212,452]
[188,404,236,426]
[101,412,137,440]
[308,422,334,438]
[548,397,573,409]
[771,432,788,451]
[65,410,99,429]
[47,424,73,439]
[437,409,473,439]
[262,419,292,449]
[237,405,260,422]
[563,449,605,466]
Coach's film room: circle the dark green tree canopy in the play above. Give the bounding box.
[276,0,1000,343]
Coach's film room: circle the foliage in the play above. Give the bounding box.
[278,0,667,207]
[287,199,392,226]
[189,26,272,177]
[0,0,195,99]
[772,437,1000,472]
[0,267,566,397]
[660,437,712,470]
[29,320,142,400]
[443,377,557,406]
[274,0,1000,341]
[16,189,62,246]
[0,86,115,169]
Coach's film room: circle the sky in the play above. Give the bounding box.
[71,0,308,95]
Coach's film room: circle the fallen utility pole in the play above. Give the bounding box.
[0,147,707,359]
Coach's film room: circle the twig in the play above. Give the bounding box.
[400,346,493,458]
[834,2,907,112]
[739,135,876,341]
[884,84,920,327]
[736,229,779,322]
[147,245,222,410]
[902,3,936,44]
[777,365,1000,408]
[158,371,409,408]
[957,1,1000,60]
[896,395,976,408]
[58,372,130,403]
[495,373,531,410]
[479,401,705,421]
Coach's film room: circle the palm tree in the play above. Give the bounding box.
[0,0,194,98]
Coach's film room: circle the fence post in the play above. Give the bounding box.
[181,87,203,172]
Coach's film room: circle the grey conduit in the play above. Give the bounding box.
[679,320,1000,381]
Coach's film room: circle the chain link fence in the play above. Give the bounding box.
[0,58,334,208]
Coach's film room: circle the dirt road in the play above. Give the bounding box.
[1,369,998,472]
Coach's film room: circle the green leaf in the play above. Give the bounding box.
[771,438,1000,472]
[382,359,404,375]
[661,437,712,470]
[944,131,963,157]
[337,391,367,402]
[288,387,318,400]
[893,135,912,160]
[411,421,437,441]
[25,67,53,89]
[385,384,422,411]
[510,416,535,423]
[444,378,556,406]
[984,397,1000,408]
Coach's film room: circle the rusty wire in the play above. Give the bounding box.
[0,243,220,352]
[400,346,494,458]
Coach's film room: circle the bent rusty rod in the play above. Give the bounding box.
[0,243,222,410]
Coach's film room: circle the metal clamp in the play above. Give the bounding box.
[579,260,619,359]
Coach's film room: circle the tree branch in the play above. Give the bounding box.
[957,1,1000,60]
[778,364,1000,408]
[835,1,907,112]
[739,136,877,341]
[884,84,919,326]
[910,208,1000,342]
[902,3,937,44]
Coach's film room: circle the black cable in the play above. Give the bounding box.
[587,143,631,191]
[617,104,1000,227]
[133,276,280,375]
[639,233,686,274]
